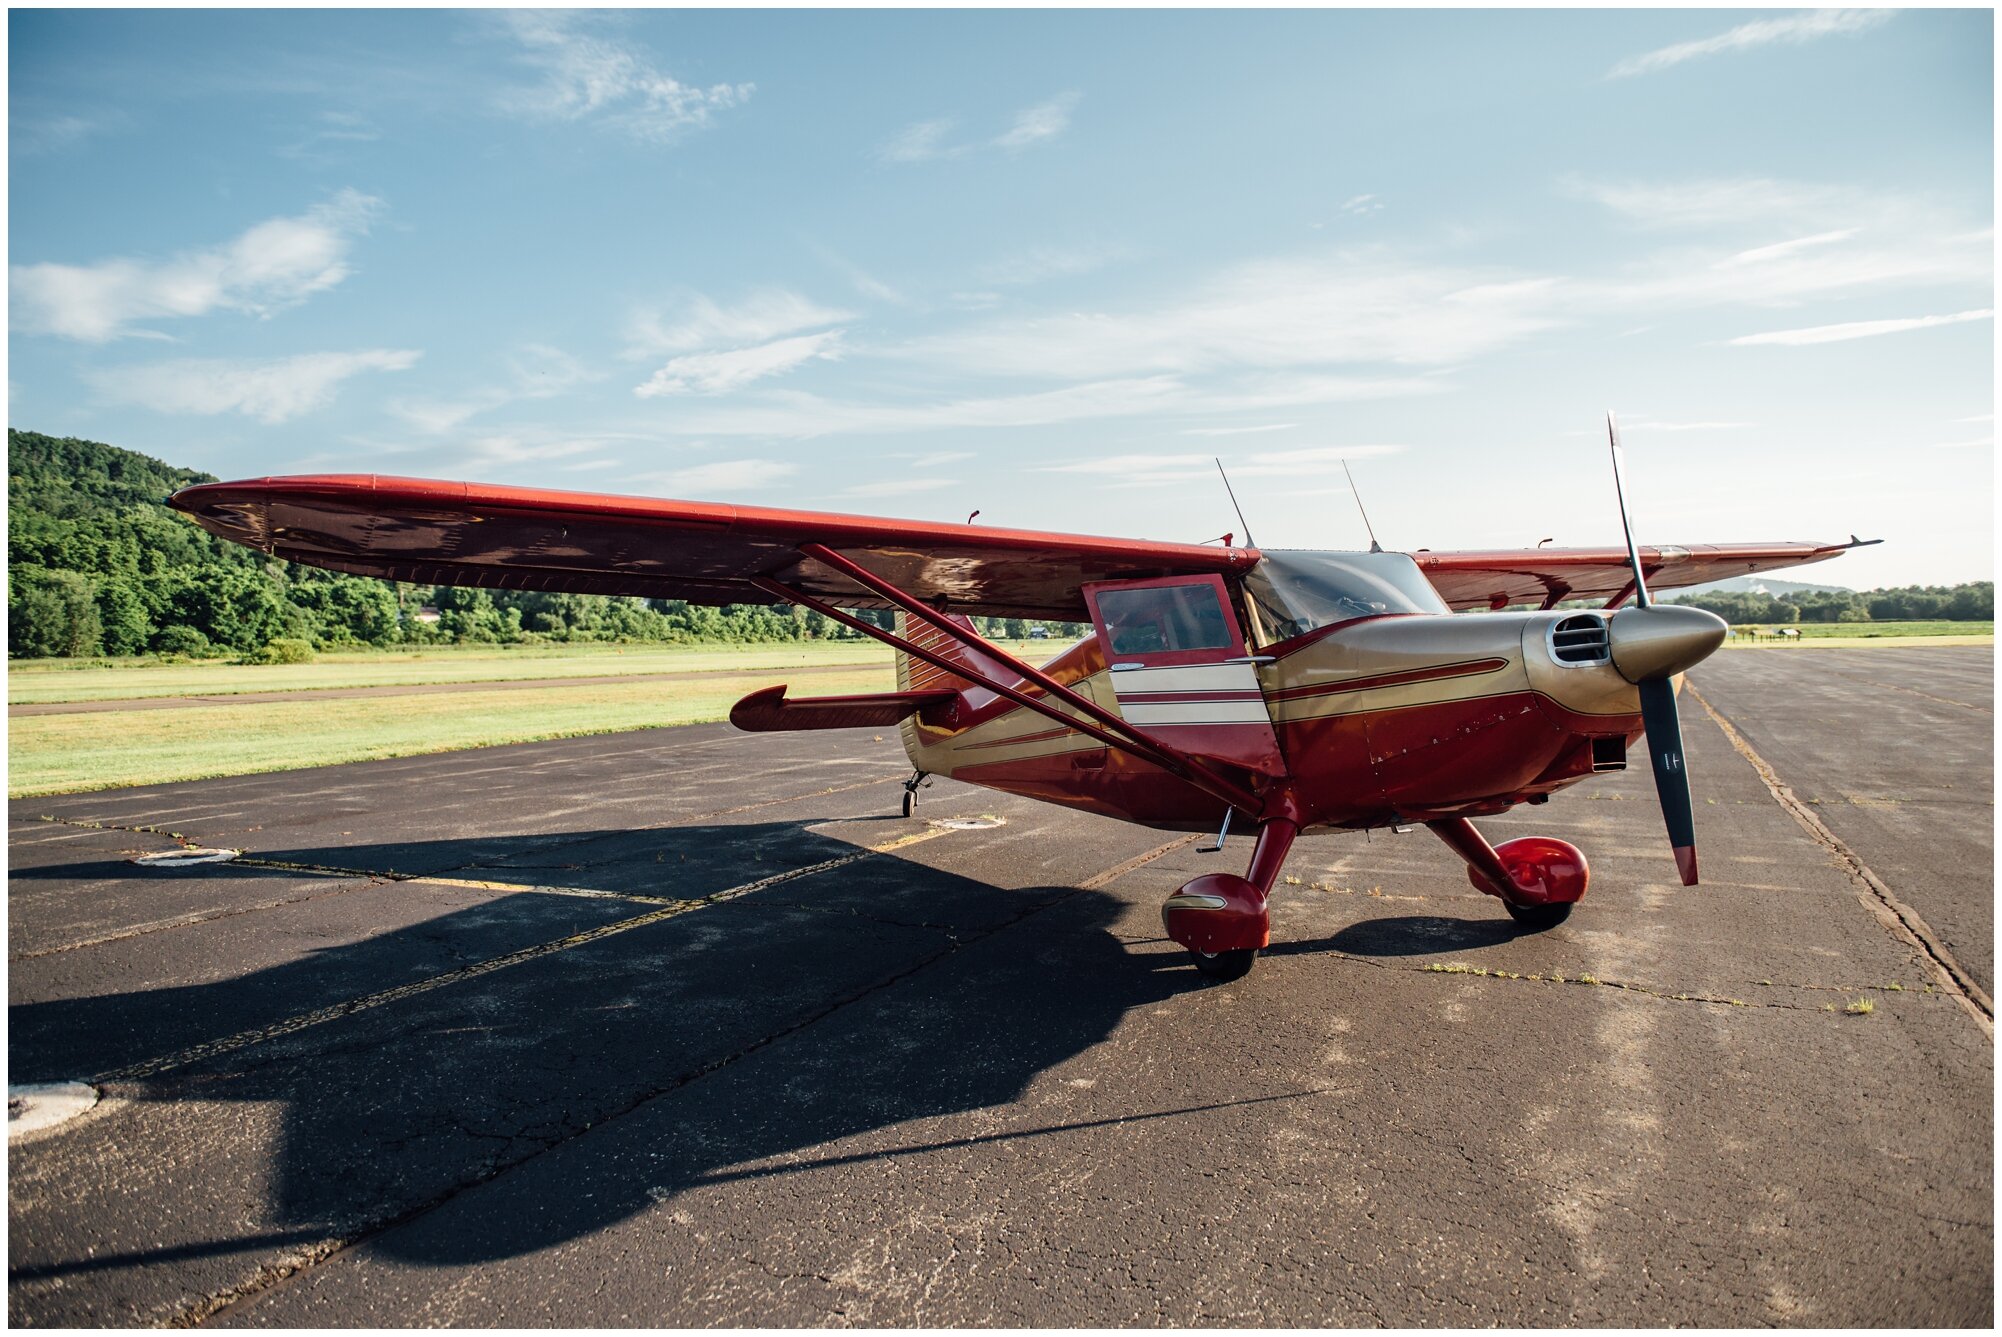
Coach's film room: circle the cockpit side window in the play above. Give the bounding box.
[1096,582,1234,656]
[1241,550,1449,642]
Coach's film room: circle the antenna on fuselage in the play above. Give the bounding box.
[1342,459,1383,553]
[1214,458,1256,549]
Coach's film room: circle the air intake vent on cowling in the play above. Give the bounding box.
[1550,613,1611,666]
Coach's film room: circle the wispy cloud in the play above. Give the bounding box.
[648,458,797,493]
[625,289,852,359]
[993,92,1080,152]
[979,243,1127,287]
[635,330,844,397]
[807,243,913,308]
[1039,444,1404,487]
[495,10,752,143]
[454,433,609,470]
[878,118,961,164]
[1569,176,1991,310]
[390,343,597,434]
[841,478,956,498]
[656,374,1434,440]
[899,255,1566,378]
[278,110,381,161]
[1181,423,1296,437]
[1616,417,1750,432]
[1719,229,1859,266]
[88,348,420,423]
[878,92,1080,164]
[11,190,382,342]
[1608,9,1892,80]
[1729,308,1993,347]
[11,111,113,156]
[1567,175,1841,228]
[625,290,851,398]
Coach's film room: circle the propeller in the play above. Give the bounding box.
[1605,413,1725,886]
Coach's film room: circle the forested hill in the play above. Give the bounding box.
[6,429,1043,660]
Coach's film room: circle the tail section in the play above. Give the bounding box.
[892,609,984,695]
[894,609,1006,773]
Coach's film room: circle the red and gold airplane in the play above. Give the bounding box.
[171,423,1871,981]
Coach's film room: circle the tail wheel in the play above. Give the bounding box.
[1505,900,1573,932]
[1190,947,1258,981]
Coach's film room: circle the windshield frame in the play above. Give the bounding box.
[1240,549,1449,648]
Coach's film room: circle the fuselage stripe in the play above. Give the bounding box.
[1267,656,1510,703]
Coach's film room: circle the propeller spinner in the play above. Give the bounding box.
[1605,413,1727,885]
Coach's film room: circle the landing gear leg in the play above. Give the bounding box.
[1164,817,1299,982]
[900,769,930,818]
[1426,817,1589,931]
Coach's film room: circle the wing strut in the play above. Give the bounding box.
[752,546,1269,816]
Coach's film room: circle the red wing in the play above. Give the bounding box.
[1411,540,1866,612]
[167,474,1256,621]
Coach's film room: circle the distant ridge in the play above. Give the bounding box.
[1668,574,1852,599]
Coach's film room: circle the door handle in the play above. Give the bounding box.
[1224,655,1276,665]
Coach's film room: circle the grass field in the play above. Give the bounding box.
[7,640,915,705]
[1719,620,1992,648]
[8,664,900,797]
[5,639,1070,797]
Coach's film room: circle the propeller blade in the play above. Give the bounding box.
[1638,677,1698,885]
[1606,412,1652,609]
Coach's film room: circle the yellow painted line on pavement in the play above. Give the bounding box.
[93,827,954,1083]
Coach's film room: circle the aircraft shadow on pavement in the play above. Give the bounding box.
[11,821,1202,1276]
[1267,914,1523,959]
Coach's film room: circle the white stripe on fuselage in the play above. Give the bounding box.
[1108,663,1261,695]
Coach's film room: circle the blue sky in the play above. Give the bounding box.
[9,7,1993,586]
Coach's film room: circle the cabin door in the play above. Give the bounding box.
[1081,574,1285,779]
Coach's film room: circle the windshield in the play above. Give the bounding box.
[1241,550,1449,642]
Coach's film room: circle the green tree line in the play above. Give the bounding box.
[1662,583,1992,625]
[8,430,1083,660]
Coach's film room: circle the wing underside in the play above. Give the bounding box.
[1410,541,1865,611]
[168,474,1258,622]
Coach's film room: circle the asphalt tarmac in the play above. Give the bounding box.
[8,646,1992,1326]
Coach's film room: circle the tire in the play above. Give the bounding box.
[901,789,917,818]
[1190,947,1258,982]
[1505,900,1573,931]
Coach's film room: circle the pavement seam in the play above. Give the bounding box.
[178,831,1200,1328]
[1688,684,1993,1035]
[8,881,386,963]
[1799,670,1992,716]
[90,829,953,1085]
[21,773,912,954]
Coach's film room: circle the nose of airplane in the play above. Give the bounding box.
[1607,604,1729,683]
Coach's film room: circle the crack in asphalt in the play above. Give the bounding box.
[22,776,916,957]
[1269,946,1940,1017]
[92,829,955,1085]
[1687,685,1993,1034]
[185,832,1203,1328]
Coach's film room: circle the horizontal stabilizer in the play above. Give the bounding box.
[729,684,956,733]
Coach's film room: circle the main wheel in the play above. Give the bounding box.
[1190,947,1258,982]
[1505,900,1573,931]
